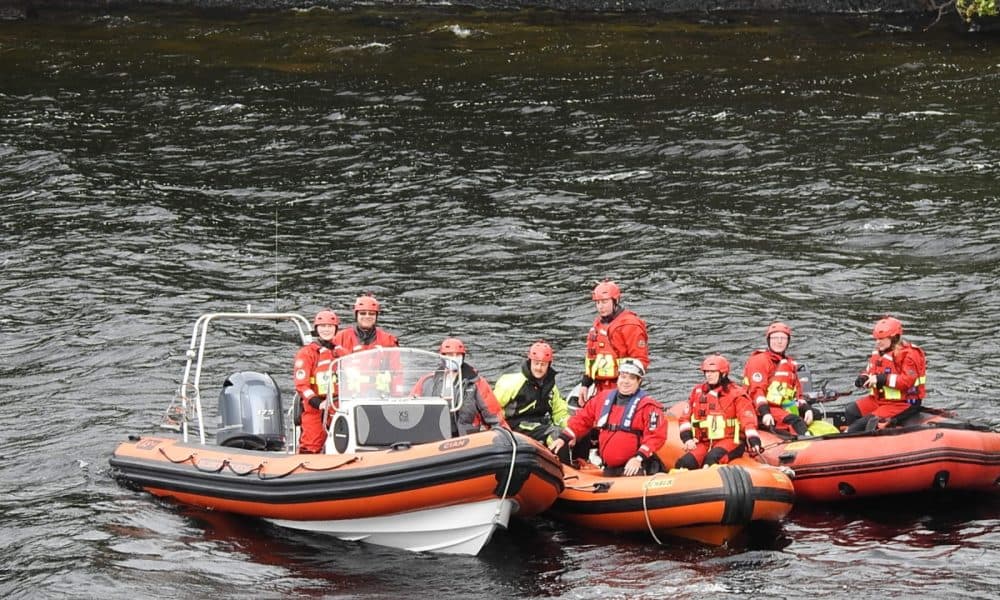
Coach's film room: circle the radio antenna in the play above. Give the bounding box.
[273,204,279,311]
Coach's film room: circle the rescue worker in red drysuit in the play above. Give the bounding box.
[293,309,346,454]
[675,354,762,470]
[413,337,508,436]
[334,293,400,353]
[550,358,665,476]
[844,316,927,433]
[742,322,813,438]
[578,280,649,407]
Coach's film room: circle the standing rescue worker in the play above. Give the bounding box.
[334,293,400,353]
[675,354,762,469]
[550,358,665,476]
[293,309,346,454]
[844,316,927,432]
[579,280,649,406]
[493,340,569,445]
[742,322,813,437]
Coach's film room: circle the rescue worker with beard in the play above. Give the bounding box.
[578,280,649,407]
[414,337,508,436]
[334,293,400,353]
[293,309,346,454]
[676,354,762,469]
[549,359,665,477]
[493,340,570,458]
[845,316,927,432]
[742,322,813,438]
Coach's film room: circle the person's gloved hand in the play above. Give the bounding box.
[855,374,868,388]
[803,409,814,425]
[747,435,763,454]
[761,413,775,428]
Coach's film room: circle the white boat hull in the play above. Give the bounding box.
[266,498,516,555]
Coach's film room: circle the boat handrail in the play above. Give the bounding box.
[179,310,312,444]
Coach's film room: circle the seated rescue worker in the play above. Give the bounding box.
[548,358,665,476]
[844,316,927,433]
[675,354,762,469]
[742,322,813,438]
[414,337,508,436]
[493,340,569,446]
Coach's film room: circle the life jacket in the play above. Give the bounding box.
[293,341,344,400]
[584,309,648,381]
[335,326,399,353]
[596,390,647,435]
[764,357,801,415]
[687,384,744,443]
[493,363,558,434]
[866,342,927,404]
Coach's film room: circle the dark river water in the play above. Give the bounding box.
[2,7,999,599]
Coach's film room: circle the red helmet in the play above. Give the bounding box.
[700,354,730,375]
[354,294,381,313]
[872,316,903,339]
[439,337,467,355]
[592,280,621,301]
[527,340,554,363]
[313,310,339,326]
[766,322,792,339]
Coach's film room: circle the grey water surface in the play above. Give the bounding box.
[1,8,998,600]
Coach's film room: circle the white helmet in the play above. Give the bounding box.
[618,358,646,378]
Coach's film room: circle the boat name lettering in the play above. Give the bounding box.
[438,438,470,451]
[644,478,675,489]
[785,441,812,451]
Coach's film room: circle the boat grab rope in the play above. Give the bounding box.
[641,472,672,546]
[157,448,264,476]
[157,448,358,479]
[494,428,519,523]
[564,481,612,492]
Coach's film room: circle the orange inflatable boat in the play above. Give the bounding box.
[547,458,795,545]
[758,408,1000,502]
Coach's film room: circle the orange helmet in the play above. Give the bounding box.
[313,310,339,326]
[354,294,381,313]
[592,280,621,301]
[439,337,467,355]
[872,316,903,339]
[700,354,730,375]
[766,322,792,339]
[527,340,554,363]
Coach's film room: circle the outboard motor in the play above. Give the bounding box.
[217,371,285,451]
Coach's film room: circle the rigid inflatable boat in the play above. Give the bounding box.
[110,312,563,555]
